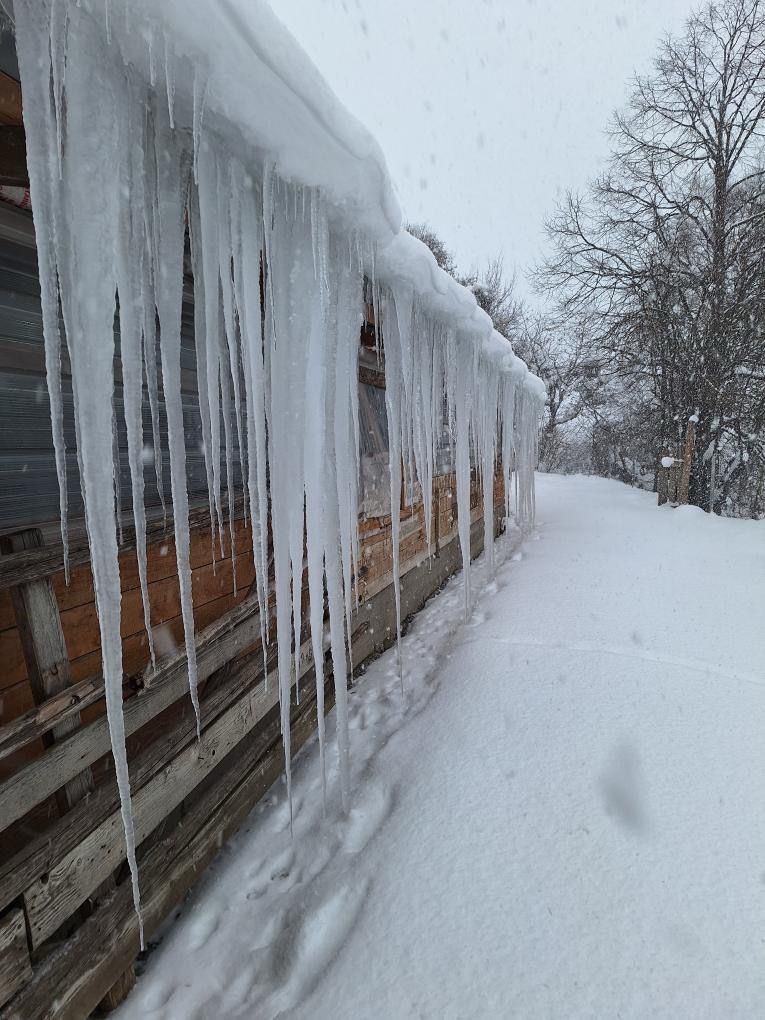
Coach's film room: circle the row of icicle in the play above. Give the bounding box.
[13,0,540,940]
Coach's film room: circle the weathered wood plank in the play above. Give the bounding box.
[59,553,255,663]
[359,363,386,389]
[1,678,331,1020]
[98,966,136,1013]
[23,664,282,947]
[0,595,262,834]
[0,675,104,765]
[0,652,261,915]
[20,610,350,947]
[0,501,245,592]
[1,530,92,812]
[0,513,504,1018]
[0,507,441,768]
[0,909,31,1009]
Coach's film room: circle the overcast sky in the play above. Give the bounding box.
[270,0,698,298]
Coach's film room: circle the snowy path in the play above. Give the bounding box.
[119,475,765,1019]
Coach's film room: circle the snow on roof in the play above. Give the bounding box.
[99,0,543,396]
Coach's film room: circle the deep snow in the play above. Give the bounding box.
[117,474,765,1019]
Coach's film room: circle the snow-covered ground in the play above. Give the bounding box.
[117,474,765,1019]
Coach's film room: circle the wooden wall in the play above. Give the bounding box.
[0,45,515,1017]
[0,517,253,780]
[0,457,506,1017]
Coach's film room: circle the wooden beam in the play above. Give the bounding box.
[0,611,355,918]
[359,363,386,389]
[0,910,31,1010]
[0,594,262,835]
[0,675,106,764]
[0,588,258,763]
[0,653,261,916]
[0,530,92,813]
[1,678,332,1020]
[0,500,245,592]
[23,665,283,947]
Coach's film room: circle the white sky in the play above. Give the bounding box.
[269,0,698,298]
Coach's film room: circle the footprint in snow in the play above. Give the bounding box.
[185,908,221,950]
[258,878,372,1014]
[342,781,393,854]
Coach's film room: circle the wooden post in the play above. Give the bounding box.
[657,447,670,506]
[0,529,92,812]
[709,451,717,514]
[678,418,697,506]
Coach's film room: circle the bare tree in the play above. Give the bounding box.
[540,0,765,513]
[515,312,603,470]
[406,221,458,277]
[461,255,521,339]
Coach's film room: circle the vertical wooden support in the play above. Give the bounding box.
[657,447,670,506]
[709,450,717,514]
[678,418,696,506]
[0,529,92,811]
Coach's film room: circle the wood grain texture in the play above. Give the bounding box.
[0,595,262,834]
[0,909,31,1009]
[0,530,92,812]
[1,681,330,1020]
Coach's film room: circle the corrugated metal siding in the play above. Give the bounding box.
[0,202,224,536]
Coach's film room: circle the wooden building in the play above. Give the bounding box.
[0,24,515,1016]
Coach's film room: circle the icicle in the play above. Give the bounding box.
[501,375,517,522]
[231,165,270,680]
[217,300,238,592]
[163,33,175,129]
[332,218,362,658]
[192,69,208,186]
[476,360,500,575]
[217,163,248,593]
[15,0,144,942]
[147,25,156,89]
[20,0,70,580]
[452,331,475,619]
[117,76,156,666]
[49,0,68,182]
[324,237,357,809]
[148,98,200,734]
[140,102,167,525]
[303,238,329,806]
[265,180,312,829]
[196,139,225,555]
[112,397,124,546]
[188,185,218,566]
[140,261,166,522]
[380,288,405,686]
